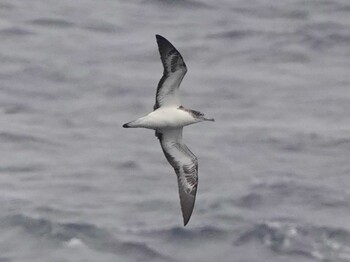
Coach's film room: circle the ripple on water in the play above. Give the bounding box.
[0,165,43,173]
[82,22,122,34]
[0,27,35,36]
[29,18,75,28]
[240,181,350,209]
[0,131,51,146]
[235,220,350,261]
[208,30,258,40]
[142,0,210,8]
[139,225,227,242]
[2,214,169,261]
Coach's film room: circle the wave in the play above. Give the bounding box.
[299,21,350,50]
[0,131,48,144]
[208,30,257,40]
[235,181,350,210]
[3,103,33,115]
[82,22,122,34]
[231,6,309,20]
[235,221,350,261]
[3,214,170,261]
[29,18,75,28]
[250,130,350,153]
[0,165,43,173]
[138,225,227,241]
[118,160,140,169]
[262,181,349,208]
[0,131,58,149]
[142,0,210,8]
[0,27,35,36]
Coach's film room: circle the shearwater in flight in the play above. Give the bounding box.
[123,35,214,226]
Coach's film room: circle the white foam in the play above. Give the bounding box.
[64,238,85,248]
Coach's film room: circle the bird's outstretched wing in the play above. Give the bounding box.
[154,35,187,110]
[157,128,198,226]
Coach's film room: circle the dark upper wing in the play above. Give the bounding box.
[157,128,198,226]
[154,35,187,110]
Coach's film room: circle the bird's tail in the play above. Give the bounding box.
[122,117,145,128]
[122,122,131,128]
[122,121,136,128]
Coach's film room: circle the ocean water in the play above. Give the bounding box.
[1,0,350,261]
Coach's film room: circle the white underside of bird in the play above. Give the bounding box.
[124,106,212,129]
[123,35,214,226]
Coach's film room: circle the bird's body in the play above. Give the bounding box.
[123,35,213,225]
[123,106,206,129]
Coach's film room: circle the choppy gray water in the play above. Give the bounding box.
[1,0,350,261]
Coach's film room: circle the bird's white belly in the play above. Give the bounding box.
[141,107,195,129]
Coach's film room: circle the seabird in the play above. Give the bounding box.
[123,35,214,226]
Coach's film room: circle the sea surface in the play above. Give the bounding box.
[1,0,350,261]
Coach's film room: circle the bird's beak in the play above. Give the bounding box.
[204,117,215,122]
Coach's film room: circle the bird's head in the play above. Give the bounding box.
[190,109,214,122]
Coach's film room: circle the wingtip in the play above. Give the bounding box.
[122,123,130,128]
[155,34,163,42]
[183,217,190,226]
[179,192,195,227]
[155,34,163,39]
[155,34,168,46]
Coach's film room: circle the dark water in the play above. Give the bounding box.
[1,0,350,261]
